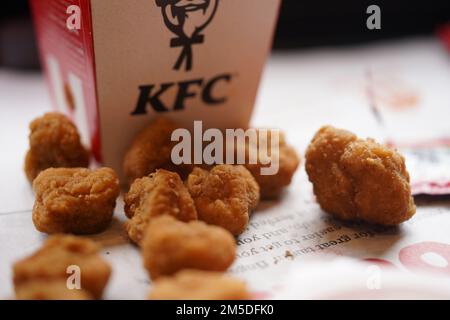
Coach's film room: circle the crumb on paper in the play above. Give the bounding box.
[285,250,294,259]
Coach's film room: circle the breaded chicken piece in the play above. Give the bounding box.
[186,165,260,235]
[241,129,300,199]
[124,169,197,245]
[123,118,193,185]
[15,280,93,300]
[149,270,249,300]
[305,126,416,225]
[13,235,111,300]
[33,167,120,234]
[24,112,89,182]
[142,216,236,279]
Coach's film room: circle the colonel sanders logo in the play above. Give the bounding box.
[156,0,219,71]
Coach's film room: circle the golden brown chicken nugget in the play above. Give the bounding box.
[124,169,197,245]
[15,280,93,300]
[33,167,120,234]
[149,270,249,300]
[305,126,416,225]
[142,216,236,279]
[123,118,192,185]
[24,112,89,182]
[186,165,260,235]
[13,235,111,300]
[241,129,300,199]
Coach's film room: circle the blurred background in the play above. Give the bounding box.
[1,0,449,69]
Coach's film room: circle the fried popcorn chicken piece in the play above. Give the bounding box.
[123,118,192,185]
[24,112,89,182]
[13,235,111,300]
[124,169,197,245]
[149,270,249,300]
[142,215,236,279]
[240,129,300,199]
[305,126,416,225]
[32,167,120,234]
[186,165,260,235]
[15,280,93,300]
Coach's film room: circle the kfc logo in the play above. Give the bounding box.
[156,0,219,71]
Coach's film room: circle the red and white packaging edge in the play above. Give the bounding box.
[30,0,281,179]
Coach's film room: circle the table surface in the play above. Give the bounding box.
[1,37,450,299]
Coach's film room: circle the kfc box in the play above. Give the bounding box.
[30,0,281,177]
